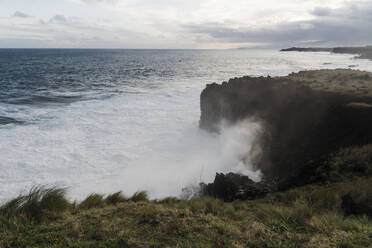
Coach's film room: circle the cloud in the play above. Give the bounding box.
[2,0,372,48]
[13,11,30,18]
[49,15,68,23]
[184,1,372,47]
[79,0,118,4]
[0,11,156,49]
[311,7,332,16]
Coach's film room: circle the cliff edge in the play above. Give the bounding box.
[200,69,372,181]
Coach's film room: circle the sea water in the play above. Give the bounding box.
[1,49,371,200]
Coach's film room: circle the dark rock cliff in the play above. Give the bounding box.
[200,69,372,182]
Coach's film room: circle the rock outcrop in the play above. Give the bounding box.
[200,69,372,183]
[280,47,333,52]
[201,173,275,202]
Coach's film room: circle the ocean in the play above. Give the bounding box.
[1,49,372,201]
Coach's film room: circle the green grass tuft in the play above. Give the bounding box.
[204,197,223,216]
[105,192,127,205]
[129,191,149,202]
[79,194,105,210]
[255,201,313,233]
[0,186,69,222]
[158,197,180,205]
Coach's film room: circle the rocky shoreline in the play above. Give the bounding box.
[1,69,372,247]
[200,69,372,200]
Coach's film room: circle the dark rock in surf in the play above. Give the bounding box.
[201,173,273,202]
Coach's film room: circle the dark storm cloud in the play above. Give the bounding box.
[184,1,372,47]
[13,11,30,18]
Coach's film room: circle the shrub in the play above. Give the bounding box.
[308,187,341,211]
[158,197,180,205]
[341,190,372,217]
[346,180,372,208]
[129,191,149,202]
[79,194,105,210]
[313,145,372,182]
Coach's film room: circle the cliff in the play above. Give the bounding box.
[280,47,333,52]
[200,69,372,182]
[281,46,372,60]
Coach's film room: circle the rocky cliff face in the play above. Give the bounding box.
[200,69,372,181]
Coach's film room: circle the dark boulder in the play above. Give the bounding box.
[202,173,274,202]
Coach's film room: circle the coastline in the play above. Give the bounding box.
[2,68,372,247]
[2,48,372,246]
[281,46,372,60]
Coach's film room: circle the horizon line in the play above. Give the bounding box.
[0,47,276,50]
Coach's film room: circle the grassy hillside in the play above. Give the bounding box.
[1,145,372,248]
[0,178,371,248]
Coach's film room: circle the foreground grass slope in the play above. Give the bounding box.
[1,178,371,248]
[1,145,372,248]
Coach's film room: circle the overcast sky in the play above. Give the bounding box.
[0,0,371,49]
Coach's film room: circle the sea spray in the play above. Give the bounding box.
[81,118,264,199]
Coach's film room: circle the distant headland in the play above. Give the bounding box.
[281,45,372,60]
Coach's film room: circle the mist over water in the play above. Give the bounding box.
[1,49,372,200]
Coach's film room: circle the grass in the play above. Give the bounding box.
[129,191,149,202]
[1,145,371,247]
[310,145,372,183]
[0,186,70,223]
[78,194,105,210]
[104,192,127,205]
[0,178,371,248]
